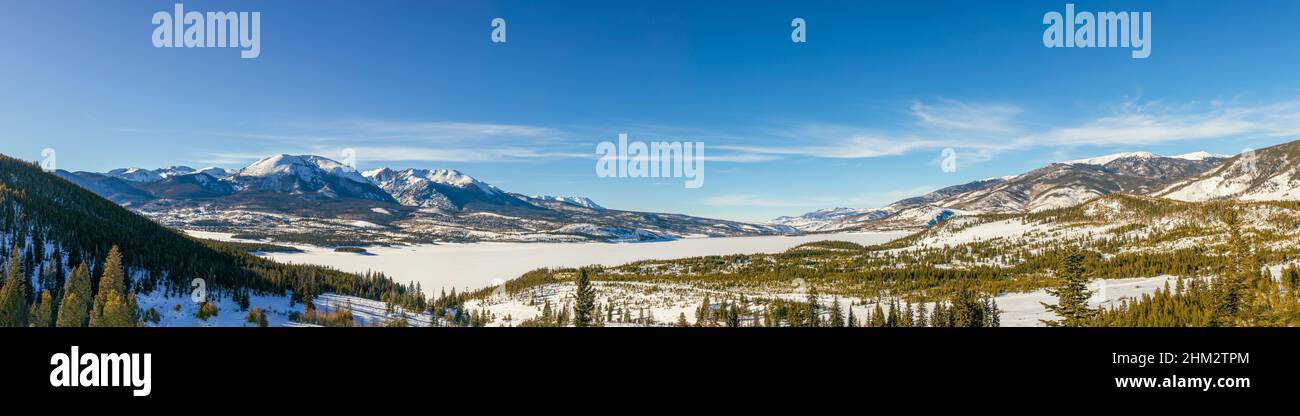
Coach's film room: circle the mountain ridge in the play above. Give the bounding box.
[62,154,790,244]
[774,147,1245,232]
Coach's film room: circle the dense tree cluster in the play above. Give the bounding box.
[0,155,424,327]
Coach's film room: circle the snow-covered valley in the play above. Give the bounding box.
[189,230,911,294]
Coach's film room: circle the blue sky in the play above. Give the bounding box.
[4,0,1300,221]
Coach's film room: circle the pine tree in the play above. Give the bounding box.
[951,288,985,327]
[828,297,845,327]
[572,269,595,327]
[805,284,820,327]
[846,306,857,328]
[915,301,929,327]
[1212,212,1251,326]
[870,302,886,327]
[89,247,137,327]
[675,312,689,327]
[55,263,91,327]
[541,298,553,323]
[726,304,740,327]
[97,292,136,327]
[983,297,1001,327]
[696,294,711,327]
[885,300,900,327]
[28,290,53,327]
[0,247,29,327]
[931,301,949,327]
[1041,250,1098,327]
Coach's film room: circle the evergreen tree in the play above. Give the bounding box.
[0,247,29,327]
[805,284,820,327]
[675,312,689,327]
[55,263,91,327]
[885,300,900,327]
[696,294,711,327]
[28,290,53,327]
[828,297,845,327]
[1041,250,1098,327]
[983,297,1001,327]
[1212,212,1251,326]
[89,246,137,327]
[931,301,949,327]
[951,288,985,327]
[572,269,595,327]
[726,304,741,327]
[97,292,137,327]
[870,302,886,327]
[915,301,929,327]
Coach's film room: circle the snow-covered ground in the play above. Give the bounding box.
[996,275,1175,327]
[463,275,1176,327]
[134,287,429,327]
[189,230,910,295]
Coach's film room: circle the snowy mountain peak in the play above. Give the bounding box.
[106,167,164,183]
[770,207,893,232]
[195,166,233,178]
[238,154,368,184]
[1063,150,1227,166]
[1063,151,1159,166]
[363,168,499,195]
[1172,151,1229,161]
[528,195,604,209]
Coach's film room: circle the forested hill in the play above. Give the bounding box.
[0,154,421,308]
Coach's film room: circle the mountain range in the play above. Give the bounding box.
[770,145,1292,232]
[57,154,790,245]
[53,138,1300,244]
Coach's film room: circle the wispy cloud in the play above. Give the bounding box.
[726,97,1300,163]
[910,100,1021,133]
[188,97,1300,169]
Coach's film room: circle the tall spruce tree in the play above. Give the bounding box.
[870,302,886,327]
[805,284,821,327]
[56,263,91,327]
[829,297,845,327]
[89,246,137,327]
[573,269,595,327]
[1041,250,1098,327]
[1211,211,1250,326]
[0,247,29,327]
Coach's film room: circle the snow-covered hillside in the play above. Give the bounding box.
[775,149,1229,231]
[1161,141,1300,202]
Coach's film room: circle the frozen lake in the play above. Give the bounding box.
[188,231,911,295]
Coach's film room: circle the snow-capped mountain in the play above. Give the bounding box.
[195,166,234,178]
[60,154,790,244]
[145,172,236,199]
[232,155,396,203]
[1160,140,1300,201]
[770,207,892,232]
[106,167,164,183]
[776,150,1229,231]
[524,195,604,210]
[362,168,528,211]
